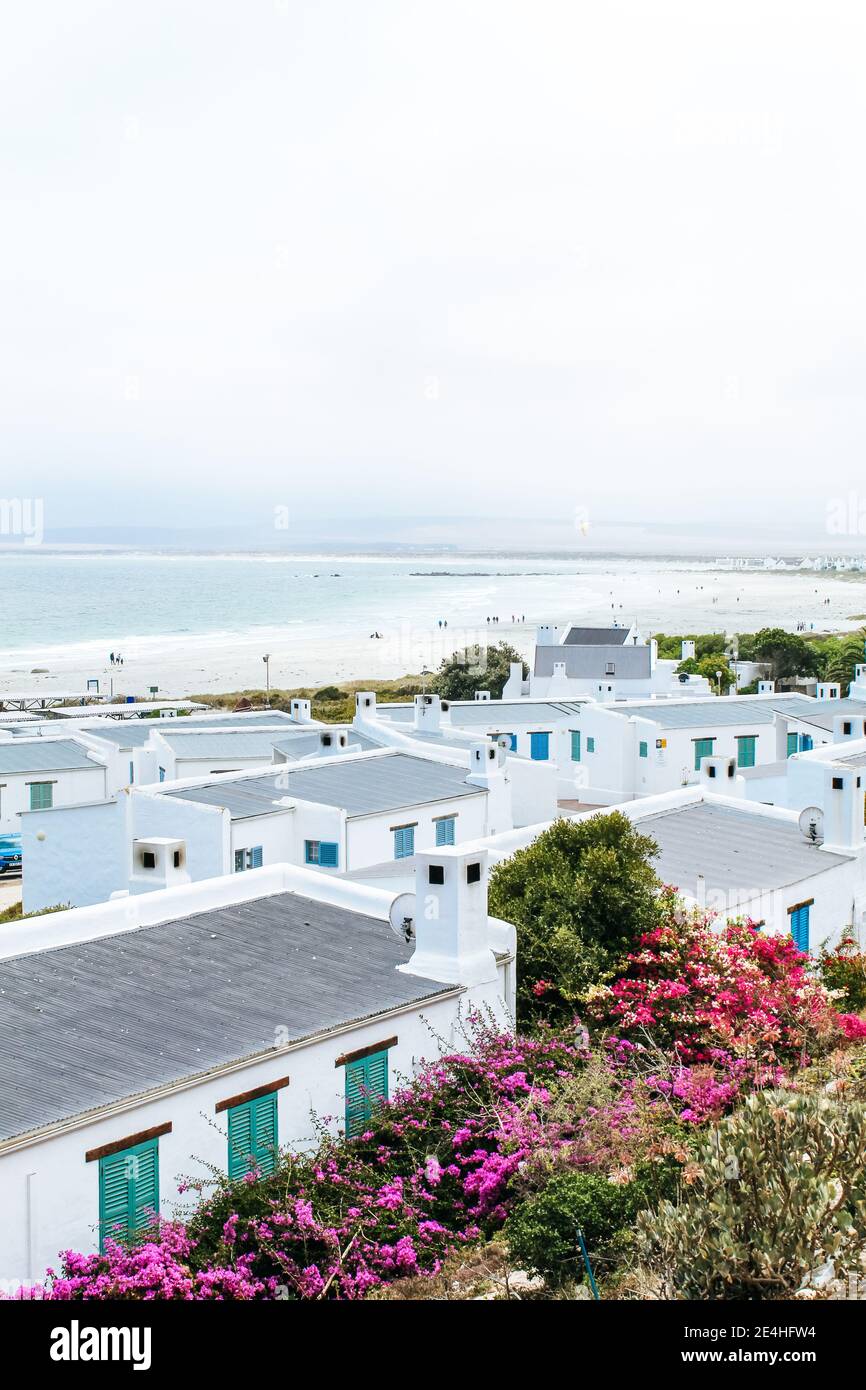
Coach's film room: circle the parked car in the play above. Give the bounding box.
[0,834,22,875]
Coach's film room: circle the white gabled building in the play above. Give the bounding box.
[505,623,712,702]
[0,852,515,1287]
[20,746,517,913]
[0,737,108,836]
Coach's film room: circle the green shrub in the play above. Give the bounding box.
[313,685,346,701]
[504,1172,644,1287]
[637,1090,866,1299]
[818,935,866,1013]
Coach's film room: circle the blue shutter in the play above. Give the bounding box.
[800,734,813,752]
[344,1050,389,1138]
[394,826,415,859]
[530,732,550,761]
[435,817,455,846]
[99,1138,160,1250]
[318,841,339,867]
[571,731,581,762]
[228,1091,278,1180]
[790,905,811,953]
[158,767,166,782]
[250,845,263,868]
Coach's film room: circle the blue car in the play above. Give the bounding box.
[0,834,22,875]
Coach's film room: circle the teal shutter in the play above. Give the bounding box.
[394,826,414,859]
[318,841,339,867]
[800,734,814,752]
[99,1138,160,1250]
[529,732,550,760]
[587,736,595,753]
[693,738,715,771]
[435,817,455,846]
[158,767,166,782]
[787,732,799,757]
[639,741,648,758]
[29,783,53,811]
[737,736,757,768]
[790,905,811,952]
[227,1091,278,1180]
[571,730,581,762]
[344,1050,389,1138]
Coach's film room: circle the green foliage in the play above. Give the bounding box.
[675,654,736,692]
[653,633,729,660]
[818,934,866,1013]
[814,630,866,692]
[750,627,821,680]
[0,901,68,924]
[637,1090,866,1299]
[313,685,347,702]
[487,812,661,1019]
[432,642,525,701]
[504,1172,643,1286]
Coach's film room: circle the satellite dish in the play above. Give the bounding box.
[799,807,825,844]
[388,892,415,944]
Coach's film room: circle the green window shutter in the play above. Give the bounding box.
[318,841,339,867]
[344,1049,389,1138]
[693,737,715,771]
[228,1091,278,1180]
[29,782,53,811]
[586,736,595,753]
[736,736,756,768]
[571,730,581,761]
[787,732,799,757]
[99,1138,160,1250]
[639,741,648,758]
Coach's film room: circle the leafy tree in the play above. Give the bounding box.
[487,812,661,1019]
[432,642,526,701]
[817,630,866,692]
[504,1172,644,1287]
[750,627,821,680]
[675,654,736,692]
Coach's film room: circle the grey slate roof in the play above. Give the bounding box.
[445,700,586,727]
[164,752,481,820]
[0,891,452,1142]
[82,712,300,749]
[637,800,848,899]
[159,730,290,759]
[0,739,99,774]
[601,695,827,730]
[785,699,866,732]
[563,626,631,646]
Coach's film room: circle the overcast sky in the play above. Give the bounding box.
[3,1,865,546]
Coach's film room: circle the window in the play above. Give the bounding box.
[693,737,715,771]
[570,730,581,761]
[435,817,456,846]
[393,825,415,859]
[158,767,166,782]
[29,782,53,811]
[529,731,550,761]
[490,732,517,751]
[129,761,134,784]
[799,734,814,752]
[234,846,263,872]
[787,732,799,758]
[586,736,595,754]
[98,1138,159,1251]
[305,839,339,867]
[789,902,811,953]
[736,735,757,769]
[344,1050,389,1138]
[227,1091,278,1180]
[639,741,648,758]
[605,661,615,675]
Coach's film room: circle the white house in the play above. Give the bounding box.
[0,851,515,1287]
[20,746,515,913]
[504,624,712,701]
[0,737,108,837]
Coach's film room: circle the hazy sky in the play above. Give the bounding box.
[3,1,866,545]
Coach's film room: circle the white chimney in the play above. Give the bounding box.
[758,679,776,694]
[398,847,498,986]
[816,682,841,701]
[290,698,312,723]
[700,754,742,796]
[681,639,696,660]
[822,765,865,852]
[129,838,190,895]
[354,691,377,721]
[414,693,442,732]
[502,660,528,698]
[474,690,491,702]
[833,713,866,744]
[467,741,512,836]
[536,624,560,645]
[317,729,349,755]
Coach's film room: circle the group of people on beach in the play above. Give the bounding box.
[109,651,124,667]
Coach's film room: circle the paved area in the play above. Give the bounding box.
[0,877,22,914]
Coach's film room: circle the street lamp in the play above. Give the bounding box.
[716,669,723,696]
[262,654,271,708]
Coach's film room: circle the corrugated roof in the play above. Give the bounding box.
[164,752,481,820]
[159,730,289,759]
[82,712,300,749]
[563,626,631,646]
[534,645,652,679]
[602,695,826,730]
[0,891,451,1142]
[0,739,99,774]
[787,699,866,732]
[446,700,586,727]
[637,800,848,898]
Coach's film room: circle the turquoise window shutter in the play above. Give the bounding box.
[29,782,53,811]
[737,736,757,768]
[800,734,813,752]
[250,846,263,868]
[318,841,339,867]
[787,732,799,757]
[639,741,648,758]
[435,818,455,846]
[529,732,550,760]
[99,1138,160,1250]
[693,738,715,771]
[571,730,581,761]
[344,1050,389,1138]
[394,826,414,859]
[790,905,811,953]
[587,736,595,753]
[228,1092,278,1180]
